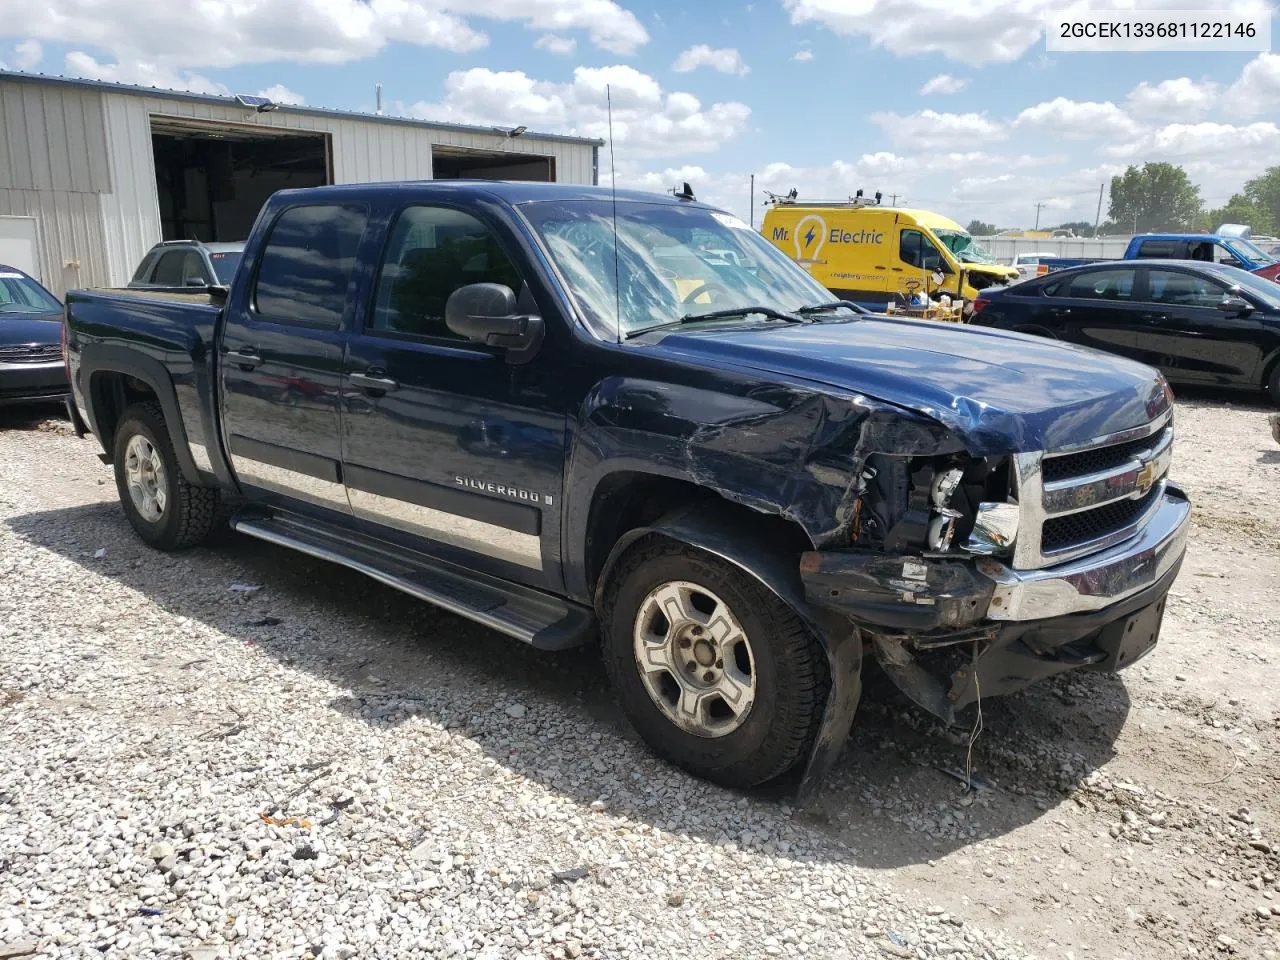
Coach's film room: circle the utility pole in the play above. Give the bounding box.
[1093,183,1104,237]
[1034,202,1045,230]
[889,193,900,205]
[750,174,755,228]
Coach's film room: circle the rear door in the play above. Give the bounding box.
[1041,266,1148,360]
[219,203,370,517]
[1138,267,1267,385]
[341,200,568,590]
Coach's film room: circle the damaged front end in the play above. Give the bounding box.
[798,422,1191,728]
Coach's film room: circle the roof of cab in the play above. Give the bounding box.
[265,180,714,208]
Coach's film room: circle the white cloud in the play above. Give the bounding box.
[64,52,231,94]
[1126,77,1218,119]
[792,49,814,61]
[534,33,577,55]
[782,0,1267,66]
[870,110,1004,149]
[1104,121,1280,163]
[407,65,751,158]
[1224,53,1280,117]
[3,0,649,69]
[258,83,305,105]
[671,44,749,76]
[13,39,41,70]
[1014,97,1137,139]
[919,73,966,95]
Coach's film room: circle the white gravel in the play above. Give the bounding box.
[0,392,1277,960]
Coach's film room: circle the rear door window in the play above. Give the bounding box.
[1062,268,1136,301]
[253,205,369,327]
[1134,239,1180,259]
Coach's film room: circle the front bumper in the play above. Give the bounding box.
[0,361,69,406]
[800,484,1191,724]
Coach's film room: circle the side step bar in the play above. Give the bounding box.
[231,514,596,651]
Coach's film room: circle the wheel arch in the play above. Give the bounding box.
[593,498,862,801]
[80,345,203,486]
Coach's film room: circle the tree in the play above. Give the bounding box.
[1107,163,1203,233]
[965,219,997,235]
[1204,193,1275,235]
[1243,167,1280,232]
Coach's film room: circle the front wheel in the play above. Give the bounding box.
[1266,362,1280,408]
[112,402,219,550]
[601,540,829,788]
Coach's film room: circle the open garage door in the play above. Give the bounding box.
[150,117,332,242]
[432,145,554,182]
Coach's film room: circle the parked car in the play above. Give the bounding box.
[0,264,68,406]
[970,259,1280,402]
[1007,251,1057,282]
[128,240,245,290]
[65,181,1190,796]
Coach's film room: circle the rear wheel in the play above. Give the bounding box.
[112,402,218,550]
[601,539,828,788]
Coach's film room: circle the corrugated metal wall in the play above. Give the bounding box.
[0,75,596,296]
[0,81,112,294]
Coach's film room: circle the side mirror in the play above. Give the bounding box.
[1218,295,1252,315]
[445,283,544,363]
[185,276,208,288]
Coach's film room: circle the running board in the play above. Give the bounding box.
[230,514,595,651]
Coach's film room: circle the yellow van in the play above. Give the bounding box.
[760,199,1019,310]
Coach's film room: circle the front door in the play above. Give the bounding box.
[1138,267,1268,385]
[341,202,567,590]
[219,203,370,517]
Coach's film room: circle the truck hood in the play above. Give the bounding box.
[0,312,62,346]
[653,317,1170,455]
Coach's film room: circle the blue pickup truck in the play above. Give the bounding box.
[63,181,1191,795]
[1040,232,1280,282]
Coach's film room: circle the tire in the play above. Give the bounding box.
[112,402,219,550]
[1267,362,1280,407]
[601,539,829,789]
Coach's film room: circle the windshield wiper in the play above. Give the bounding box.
[625,305,805,340]
[795,299,870,316]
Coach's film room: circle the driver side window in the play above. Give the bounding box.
[370,206,523,340]
[900,229,943,270]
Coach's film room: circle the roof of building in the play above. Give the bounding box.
[0,69,604,147]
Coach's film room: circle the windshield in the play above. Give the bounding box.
[934,229,996,264]
[1228,238,1274,267]
[0,271,61,314]
[209,251,243,285]
[1222,266,1280,308]
[520,200,842,337]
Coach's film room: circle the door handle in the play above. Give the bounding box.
[1139,313,1167,323]
[1050,307,1072,316]
[350,371,399,393]
[227,345,260,370]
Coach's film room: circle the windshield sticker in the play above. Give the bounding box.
[0,272,25,279]
[711,212,752,231]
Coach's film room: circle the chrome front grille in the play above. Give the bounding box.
[0,343,61,364]
[1011,411,1174,569]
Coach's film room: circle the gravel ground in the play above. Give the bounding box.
[0,392,1277,960]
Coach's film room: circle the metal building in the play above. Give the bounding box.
[0,71,601,297]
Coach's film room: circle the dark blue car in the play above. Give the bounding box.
[0,264,67,406]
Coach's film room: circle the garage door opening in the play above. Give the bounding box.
[150,118,332,242]
[432,145,554,182]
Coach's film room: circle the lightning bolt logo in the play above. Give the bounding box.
[794,214,826,265]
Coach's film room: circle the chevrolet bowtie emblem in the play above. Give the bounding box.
[1135,460,1156,496]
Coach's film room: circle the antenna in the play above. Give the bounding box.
[375,82,383,116]
[608,84,621,346]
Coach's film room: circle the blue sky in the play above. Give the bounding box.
[3,0,1279,228]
